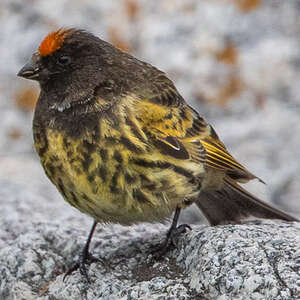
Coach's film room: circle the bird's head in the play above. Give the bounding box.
[17,28,135,112]
[18,29,109,83]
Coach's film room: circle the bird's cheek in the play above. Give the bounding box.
[39,68,53,80]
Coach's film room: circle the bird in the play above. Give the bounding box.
[17,28,298,281]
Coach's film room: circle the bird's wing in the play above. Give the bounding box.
[135,79,259,183]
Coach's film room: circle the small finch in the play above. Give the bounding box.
[18,28,298,281]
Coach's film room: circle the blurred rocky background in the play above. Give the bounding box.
[1,0,299,223]
[1,0,300,299]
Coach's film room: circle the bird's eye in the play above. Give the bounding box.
[58,55,71,65]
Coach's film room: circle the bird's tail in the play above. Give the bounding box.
[195,177,298,226]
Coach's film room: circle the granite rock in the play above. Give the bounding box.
[1,219,299,300]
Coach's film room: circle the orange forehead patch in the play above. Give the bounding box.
[38,29,71,56]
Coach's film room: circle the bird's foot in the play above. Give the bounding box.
[63,251,104,283]
[152,224,192,259]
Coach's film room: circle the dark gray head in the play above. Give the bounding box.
[17,28,151,112]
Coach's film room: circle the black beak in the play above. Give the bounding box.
[17,60,40,80]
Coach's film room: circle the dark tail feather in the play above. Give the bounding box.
[196,177,298,226]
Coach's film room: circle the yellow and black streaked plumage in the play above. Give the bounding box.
[18,28,298,280]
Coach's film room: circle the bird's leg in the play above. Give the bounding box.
[152,207,192,258]
[63,221,102,283]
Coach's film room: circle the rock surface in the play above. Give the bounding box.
[1,219,299,300]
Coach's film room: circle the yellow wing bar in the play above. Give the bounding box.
[200,138,248,173]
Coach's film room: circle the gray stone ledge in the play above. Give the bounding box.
[0,220,299,300]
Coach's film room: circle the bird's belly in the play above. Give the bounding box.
[34,127,202,225]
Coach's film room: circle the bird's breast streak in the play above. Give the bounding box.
[34,115,204,224]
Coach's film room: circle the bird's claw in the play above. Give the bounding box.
[152,223,192,259]
[63,252,102,283]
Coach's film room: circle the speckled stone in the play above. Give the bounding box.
[0,220,299,299]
